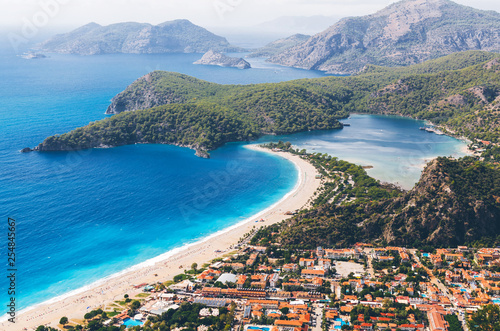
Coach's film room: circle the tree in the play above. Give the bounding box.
[131,300,141,310]
[59,316,68,325]
[191,262,198,272]
[468,304,500,330]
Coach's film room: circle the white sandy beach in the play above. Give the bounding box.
[8,145,321,331]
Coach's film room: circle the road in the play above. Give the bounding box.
[311,305,323,331]
[409,250,456,308]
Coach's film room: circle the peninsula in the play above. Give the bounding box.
[28,51,500,157]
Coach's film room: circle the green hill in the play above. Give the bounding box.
[252,146,500,248]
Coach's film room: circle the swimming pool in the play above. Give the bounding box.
[246,326,271,331]
[493,298,500,304]
[334,317,349,330]
[123,318,143,327]
[422,253,430,257]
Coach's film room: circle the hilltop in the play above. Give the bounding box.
[37,20,242,55]
[267,0,500,74]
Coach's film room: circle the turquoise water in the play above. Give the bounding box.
[123,318,143,327]
[334,317,348,329]
[0,47,311,313]
[247,327,271,331]
[257,115,468,189]
[0,41,468,316]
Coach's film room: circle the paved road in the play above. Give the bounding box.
[364,248,375,277]
[311,305,323,331]
[409,250,456,308]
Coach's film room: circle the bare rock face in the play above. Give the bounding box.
[194,50,251,69]
[269,0,500,74]
[37,20,242,55]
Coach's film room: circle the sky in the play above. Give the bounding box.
[1,0,500,41]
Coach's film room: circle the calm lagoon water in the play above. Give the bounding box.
[0,45,467,313]
[258,115,468,189]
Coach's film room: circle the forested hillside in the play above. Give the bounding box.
[253,144,500,248]
[34,51,500,156]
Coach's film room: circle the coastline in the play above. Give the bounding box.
[8,144,321,331]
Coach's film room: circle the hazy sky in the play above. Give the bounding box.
[2,0,500,32]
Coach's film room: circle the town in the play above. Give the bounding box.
[50,241,500,331]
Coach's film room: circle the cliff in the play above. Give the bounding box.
[193,50,251,69]
[268,0,500,74]
[37,20,242,55]
[376,157,500,246]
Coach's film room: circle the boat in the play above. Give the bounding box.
[343,123,351,126]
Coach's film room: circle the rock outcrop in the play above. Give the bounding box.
[194,50,251,69]
[268,0,500,74]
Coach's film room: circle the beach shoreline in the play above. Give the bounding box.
[6,144,321,331]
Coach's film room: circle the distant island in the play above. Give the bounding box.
[263,0,500,74]
[194,50,251,69]
[36,19,242,55]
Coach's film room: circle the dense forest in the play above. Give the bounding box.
[34,51,500,157]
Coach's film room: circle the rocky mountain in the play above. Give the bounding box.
[194,50,251,69]
[268,0,500,74]
[37,20,241,55]
[376,157,500,246]
[276,156,500,249]
[248,34,310,58]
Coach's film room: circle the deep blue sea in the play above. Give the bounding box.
[0,42,467,314]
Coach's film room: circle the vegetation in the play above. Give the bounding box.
[468,304,500,330]
[256,144,500,248]
[37,51,500,159]
[445,313,463,331]
[35,51,500,248]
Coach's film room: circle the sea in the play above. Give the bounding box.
[0,38,468,315]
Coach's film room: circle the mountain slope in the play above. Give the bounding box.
[268,0,500,74]
[271,154,500,249]
[38,20,241,55]
[248,34,310,58]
